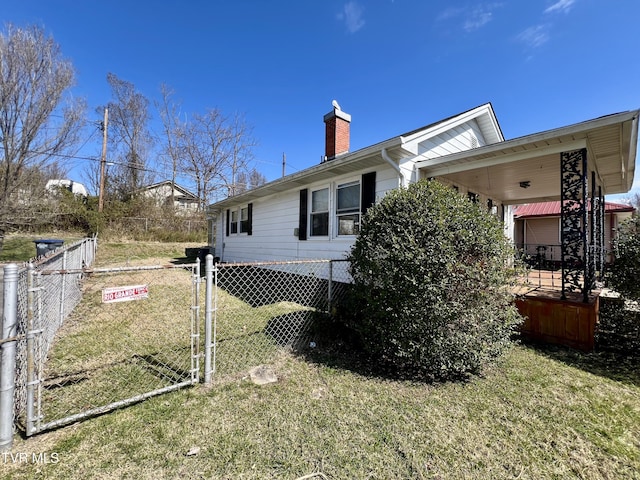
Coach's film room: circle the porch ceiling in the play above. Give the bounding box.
[417,110,639,205]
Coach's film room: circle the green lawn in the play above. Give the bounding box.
[0,234,83,263]
[6,345,639,479]
[4,241,639,479]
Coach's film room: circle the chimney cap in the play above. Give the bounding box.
[324,106,351,123]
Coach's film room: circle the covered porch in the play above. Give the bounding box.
[416,110,639,350]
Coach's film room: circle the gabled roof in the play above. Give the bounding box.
[208,103,502,210]
[141,180,197,200]
[400,103,504,149]
[514,201,635,218]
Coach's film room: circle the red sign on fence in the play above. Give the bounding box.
[102,284,149,304]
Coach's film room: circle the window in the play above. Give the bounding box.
[240,206,249,233]
[230,209,238,234]
[336,181,360,235]
[311,188,329,236]
[299,173,375,242]
[227,203,253,235]
[468,191,479,203]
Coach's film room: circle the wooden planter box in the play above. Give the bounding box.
[516,293,598,352]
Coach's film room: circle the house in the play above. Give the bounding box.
[140,180,199,212]
[208,102,638,270]
[208,101,639,352]
[45,179,88,197]
[514,201,635,265]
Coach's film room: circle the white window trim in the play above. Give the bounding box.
[335,178,362,238]
[230,208,239,235]
[309,186,331,238]
[229,205,252,235]
[302,176,365,241]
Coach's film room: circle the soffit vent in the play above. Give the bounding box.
[470,133,478,149]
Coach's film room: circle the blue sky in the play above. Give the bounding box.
[4,0,640,201]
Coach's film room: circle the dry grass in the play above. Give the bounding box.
[33,246,200,426]
[3,241,639,479]
[6,346,640,479]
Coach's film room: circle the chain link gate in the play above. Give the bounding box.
[22,262,201,436]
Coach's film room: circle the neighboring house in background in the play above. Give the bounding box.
[140,180,199,213]
[45,179,88,197]
[207,102,638,264]
[514,201,635,264]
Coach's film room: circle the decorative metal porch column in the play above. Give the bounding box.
[596,186,605,277]
[560,148,592,302]
[591,176,605,285]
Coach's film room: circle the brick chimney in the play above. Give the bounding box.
[323,101,351,161]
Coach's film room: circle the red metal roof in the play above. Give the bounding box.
[513,201,635,218]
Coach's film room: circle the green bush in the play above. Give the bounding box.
[345,180,522,381]
[596,296,640,355]
[607,216,640,300]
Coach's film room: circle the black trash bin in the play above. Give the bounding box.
[34,239,64,257]
[198,246,211,264]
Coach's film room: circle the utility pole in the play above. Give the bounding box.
[282,152,286,177]
[98,107,109,212]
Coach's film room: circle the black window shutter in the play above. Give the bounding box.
[226,209,230,236]
[361,171,376,213]
[247,203,253,235]
[299,189,308,241]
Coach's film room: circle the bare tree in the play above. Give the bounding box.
[0,24,85,251]
[236,168,268,194]
[180,108,231,210]
[226,112,257,197]
[156,84,185,209]
[178,108,262,208]
[104,73,153,201]
[631,192,640,216]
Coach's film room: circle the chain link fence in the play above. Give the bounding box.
[3,252,353,446]
[211,260,351,380]
[11,237,98,434]
[21,262,200,435]
[109,216,206,234]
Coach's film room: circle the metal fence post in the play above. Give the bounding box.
[204,254,214,385]
[191,258,201,384]
[0,264,19,451]
[25,263,37,436]
[328,260,333,313]
[59,250,68,326]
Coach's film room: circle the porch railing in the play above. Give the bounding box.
[516,243,562,270]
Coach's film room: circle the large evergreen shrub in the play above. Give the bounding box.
[599,216,640,354]
[607,216,640,300]
[346,180,522,380]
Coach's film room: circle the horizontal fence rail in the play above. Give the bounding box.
[24,261,200,436]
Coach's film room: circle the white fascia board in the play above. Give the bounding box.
[416,110,639,172]
[422,139,588,178]
[623,112,639,190]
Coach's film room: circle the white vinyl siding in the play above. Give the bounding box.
[416,120,487,158]
[216,165,396,262]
